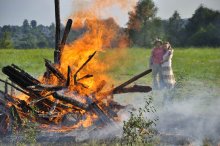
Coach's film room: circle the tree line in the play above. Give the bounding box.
[0,0,220,49]
[127,0,220,47]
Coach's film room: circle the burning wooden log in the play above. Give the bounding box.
[11,64,40,84]
[53,91,88,110]
[54,0,61,64]
[45,59,66,82]
[0,79,34,97]
[95,80,106,93]
[54,0,72,65]
[114,85,152,94]
[77,74,93,82]
[2,65,68,112]
[113,69,152,93]
[1,60,152,131]
[53,91,114,125]
[2,65,40,89]
[66,66,71,87]
[97,69,152,99]
[85,96,113,125]
[60,19,72,52]
[28,84,64,92]
[74,51,97,85]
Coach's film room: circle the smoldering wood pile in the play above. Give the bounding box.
[0,0,152,136]
[0,62,152,135]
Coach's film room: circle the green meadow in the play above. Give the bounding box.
[0,48,219,89]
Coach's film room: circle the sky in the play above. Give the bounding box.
[0,0,220,27]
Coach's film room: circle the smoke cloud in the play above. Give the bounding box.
[114,80,220,145]
[68,0,137,27]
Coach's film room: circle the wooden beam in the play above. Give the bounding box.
[54,0,61,64]
[53,92,88,110]
[113,85,152,94]
[44,59,66,82]
[74,51,96,84]
[61,19,72,48]
[113,69,152,93]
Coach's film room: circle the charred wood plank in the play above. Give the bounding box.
[17,100,33,113]
[0,90,16,104]
[45,59,66,82]
[77,74,93,82]
[0,79,30,97]
[113,85,152,94]
[1,91,51,124]
[54,0,61,64]
[53,91,113,125]
[53,92,88,110]
[74,51,96,84]
[48,100,58,115]
[97,69,152,99]
[2,65,40,89]
[113,69,152,92]
[90,94,118,119]
[16,100,51,124]
[66,66,71,87]
[1,66,56,111]
[28,84,64,92]
[60,19,72,50]
[11,64,40,84]
[95,80,106,93]
[85,96,112,125]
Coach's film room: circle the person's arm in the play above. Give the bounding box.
[161,50,171,64]
[149,49,154,68]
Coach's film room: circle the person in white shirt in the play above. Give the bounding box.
[160,42,176,89]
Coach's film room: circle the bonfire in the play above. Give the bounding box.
[0,0,152,139]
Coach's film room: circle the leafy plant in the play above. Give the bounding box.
[19,118,39,144]
[122,97,158,145]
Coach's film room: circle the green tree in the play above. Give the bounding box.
[48,23,55,48]
[186,5,220,35]
[17,33,37,49]
[22,19,30,33]
[30,20,37,28]
[188,24,220,47]
[185,5,220,46]
[166,11,184,46]
[0,31,13,49]
[127,0,160,47]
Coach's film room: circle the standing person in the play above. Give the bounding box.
[161,42,176,89]
[149,39,165,89]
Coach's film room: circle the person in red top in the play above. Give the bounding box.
[149,39,165,89]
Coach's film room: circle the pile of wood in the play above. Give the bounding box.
[0,0,152,136]
[0,60,152,135]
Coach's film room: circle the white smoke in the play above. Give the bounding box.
[47,80,220,145]
[114,80,220,145]
[154,80,220,145]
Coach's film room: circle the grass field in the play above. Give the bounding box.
[0,48,220,88]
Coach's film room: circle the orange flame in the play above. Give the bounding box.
[12,0,137,132]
